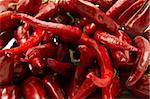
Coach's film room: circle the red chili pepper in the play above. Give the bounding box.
[143,29,150,41]
[78,34,114,88]
[59,0,119,33]
[0,30,12,49]
[111,30,132,63]
[0,11,19,32]
[35,0,58,20]
[14,24,30,45]
[0,51,14,85]
[16,0,42,15]
[22,76,47,99]
[67,45,95,98]
[83,23,97,36]
[0,84,21,98]
[94,31,138,51]
[117,0,145,26]
[126,36,150,86]
[43,75,65,99]
[74,17,91,28]
[47,58,73,76]
[26,43,56,69]
[106,0,137,20]
[125,0,149,37]
[72,68,98,99]
[11,12,82,42]
[102,75,121,99]
[128,74,150,98]
[1,29,45,54]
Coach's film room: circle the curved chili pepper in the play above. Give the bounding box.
[0,84,21,99]
[0,51,14,85]
[16,0,42,15]
[78,34,114,88]
[43,75,65,99]
[67,45,95,98]
[22,76,47,99]
[117,0,145,26]
[47,58,73,76]
[72,68,98,99]
[0,30,12,49]
[59,0,119,33]
[102,75,121,99]
[94,31,138,51]
[83,23,97,36]
[26,43,56,69]
[128,74,150,98]
[125,0,149,37]
[1,29,45,54]
[11,12,82,43]
[126,36,150,86]
[14,24,30,45]
[0,11,19,32]
[106,0,137,20]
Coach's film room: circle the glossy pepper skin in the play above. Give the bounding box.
[128,74,150,98]
[1,29,45,54]
[0,11,19,32]
[83,23,97,36]
[74,17,91,28]
[0,51,14,85]
[47,58,73,76]
[117,0,145,26]
[22,76,47,99]
[125,0,150,37]
[106,0,137,20]
[0,84,21,99]
[17,0,42,15]
[126,36,150,86]
[102,75,121,99]
[59,0,119,33]
[43,75,65,99]
[94,31,138,51]
[26,43,56,69]
[11,13,82,43]
[78,34,114,88]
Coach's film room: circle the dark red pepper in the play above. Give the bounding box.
[74,17,91,28]
[11,12,82,43]
[125,0,149,37]
[43,75,65,99]
[94,31,138,51]
[47,58,73,76]
[0,51,14,85]
[83,23,97,36]
[143,29,150,41]
[22,76,47,99]
[117,0,145,26]
[126,36,150,86]
[106,0,137,20]
[0,11,19,32]
[0,84,21,99]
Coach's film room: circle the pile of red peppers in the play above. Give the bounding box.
[0,0,150,98]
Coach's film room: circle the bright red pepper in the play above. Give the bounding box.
[83,23,97,36]
[0,84,21,99]
[43,75,65,99]
[78,34,114,88]
[1,29,45,54]
[125,0,149,37]
[94,31,138,51]
[47,58,73,76]
[11,12,82,43]
[117,0,145,26]
[126,36,150,86]
[0,51,14,85]
[106,0,137,20]
[22,76,47,99]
